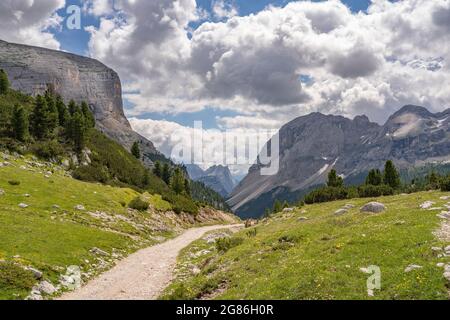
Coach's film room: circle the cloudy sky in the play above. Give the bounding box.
[1,0,450,173]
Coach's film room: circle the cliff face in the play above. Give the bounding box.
[0,40,158,164]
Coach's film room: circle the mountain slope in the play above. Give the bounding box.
[0,39,159,166]
[229,106,450,217]
[162,192,450,300]
[187,165,236,198]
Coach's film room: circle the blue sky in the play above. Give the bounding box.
[52,0,372,129]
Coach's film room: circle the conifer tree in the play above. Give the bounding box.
[0,69,9,95]
[366,169,383,186]
[81,102,95,128]
[184,178,191,196]
[69,109,86,152]
[56,95,69,126]
[153,161,162,178]
[131,141,141,159]
[162,163,171,185]
[68,100,78,116]
[171,167,185,194]
[12,104,28,142]
[383,160,400,189]
[327,169,343,188]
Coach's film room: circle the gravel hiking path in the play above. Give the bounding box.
[60,224,243,300]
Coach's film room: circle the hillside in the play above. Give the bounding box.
[0,152,237,300]
[187,164,236,198]
[162,191,450,300]
[229,106,450,217]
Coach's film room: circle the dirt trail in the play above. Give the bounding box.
[60,224,243,300]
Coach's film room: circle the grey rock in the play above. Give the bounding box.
[360,202,386,214]
[297,217,309,222]
[334,209,348,216]
[35,281,56,295]
[90,247,109,256]
[444,272,450,282]
[18,203,29,208]
[26,267,43,280]
[420,201,435,209]
[192,267,201,275]
[404,264,423,273]
[0,40,160,167]
[74,205,85,211]
[343,204,356,209]
[0,189,5,196]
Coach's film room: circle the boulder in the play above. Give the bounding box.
[26,267,43,280]
[35,281,56,295]
[360,202,386,214]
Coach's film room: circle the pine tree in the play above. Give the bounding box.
[31,95,49,139]
[55,95,69,126]
[153,161,162,178]
[69,109,86,152]
[12,105,29,142]
[44,91,59,131]
[184,178,191,196]
[327,169,343,188]
[131,141,141,159]
[162,163,171,185]
[142,170,150,187]
[366,169,383,186]
[0,69,9,95]
[68,100,78,116]
[171,167,185,194]
[81,102,95,128]
[383,160,400,189]
[273,200,283,213]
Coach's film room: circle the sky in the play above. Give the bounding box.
[1,0,450,174]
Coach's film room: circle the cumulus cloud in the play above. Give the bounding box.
[83,0,450,164]
[0,0,65,49]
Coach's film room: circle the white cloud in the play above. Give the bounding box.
[84,0,114,16]
[212,0,238,20]
[0,0,65,49]
[85,0,450,153]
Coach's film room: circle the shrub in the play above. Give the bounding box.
[72,165,110,184]
[358,184,394,198]
[215,237,244,253]
[0,262,36,294]
[128,197,150,211]
[304,186,357,204]
[31,140,64,160]
[8,180,20,186]
[440,176,450,192]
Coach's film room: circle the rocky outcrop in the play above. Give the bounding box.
[0,40,158,165]
[229,105,450,217]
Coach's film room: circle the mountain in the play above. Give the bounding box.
[0,40,159,166]
[229,105,450,218]
[186,164,236,197]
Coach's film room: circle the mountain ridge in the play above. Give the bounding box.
[229,105,450,217]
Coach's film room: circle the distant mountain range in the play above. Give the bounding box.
[228,105,450,218]
[186,164,237,198]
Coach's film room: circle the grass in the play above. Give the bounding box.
[162,191,450,300]
[0,153,212,300]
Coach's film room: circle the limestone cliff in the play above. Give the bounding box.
[0,40,158,165]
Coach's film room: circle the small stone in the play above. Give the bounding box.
[18,203,29,208]
[297,217,309,222]
[444,272,450,282]
[23,194,31,198]
[90,247,108,256]
[192,267,201,275]
[0,189,5,196]
[282,208,294,213]
[360,202,386,214]
[74,205,85,211]
[437,263,445,268]
[405,264,422,273]
[334,209,348,216]
[360,267,371,274]
[26,267,43,280]
[52,205,60,209]
[444,246,450,254]
[343,204,356,209]
[431,247,442,252]
[420,201,435,209]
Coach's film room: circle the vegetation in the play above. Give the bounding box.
[128,196,150,211]
[162,191,450,300]
[131,141,140,160]
[0,69,9,95]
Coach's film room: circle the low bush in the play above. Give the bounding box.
[215,237,244,253]
[0,262,36,295]
[358,184,394,198]
[8,180,20,186]
[304,186,357,204]
[30,140,65,160]
[128,196,150,211]
[72,164,110,184]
